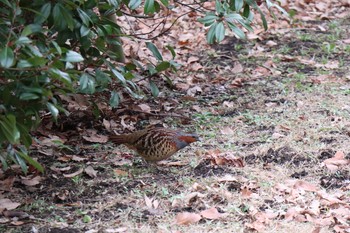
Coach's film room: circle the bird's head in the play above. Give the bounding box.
[178,133,200,144]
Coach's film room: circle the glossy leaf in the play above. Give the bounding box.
[47,102,59,120]
[159,0,169,7]
[227,22,245,39]
[0,114,20,144]
[129,0,141,9]
[206,22,217,44]
[0,47,14,68]
[146,42,163,61]
[64,51,84,62]
[111,68,126,85]
[17,150,44,173]
[166,45,176,59]
[109,91,120,107]
[144,0,155,14]
[80,73,96,94]
[35,3,51,24]
[198,13,217,27]
[77,8,92,26]
[149,80,159,97]
[215,22,225,42]
[156,61,171,72]
[235,0,244,11]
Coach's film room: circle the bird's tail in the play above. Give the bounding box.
[109,134,129,145]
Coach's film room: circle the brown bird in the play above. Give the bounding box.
[109,127,199,162]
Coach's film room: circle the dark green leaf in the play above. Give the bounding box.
[79,73,95,94]
[125,63,137,71]
[49,68,72,85]
[0,47,14,68]
[159,0,169,7]
[146,42,163,61]
[0,114,20,144]
[144,0,155,14]
[35,3,51,24]
[63,51,84,62]
[51,41,62,55]
[109,91,120,108]
[77,8,92,26]
[15,153,28,174]
[16,36,32,45]
[235,0,244,11]
[198,13,217,26]
[215,22,225,42]
[28,57,47,66]
[149,80,159,97]
[227,22,245,39]
[166,45,176,59]
[129,0,142,9]
[19,93,40,100]
[206,22,217,44]
[156,61,171,72]
[215,0,223,14]
[21,24,42,37]
[17,150,44,173]
[111,68,126,84]
[47,102,59,120]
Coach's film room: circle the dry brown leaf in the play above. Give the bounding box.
[83,134,108,143]
[137,103,151,113]
[84,166,98,178]
[72,155,86,162]
[114,169,128,176]
[0,177,15,191]
[187,56,200,63]
[241,187,253,198]
[185,192,205,205]
[144,195,153,209]
[63,168,84,178]
[103,118,111,131]
[232,62,243,73]
[0,199,21,210]
[200,207,225,220]
[246,220,266,232]
[175,212,201,225]
[3,210,29,219]
[189,62,203,71]
[21,176,42,186]
[322,150,349,171]
[293,180,318,192]
[220,127,235,135]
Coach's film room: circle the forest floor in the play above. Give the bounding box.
[2,2,350,233]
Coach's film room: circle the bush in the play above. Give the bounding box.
[0,0,287,173]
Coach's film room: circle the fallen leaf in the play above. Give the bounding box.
[137,103,151,113]
[21,176,42,186]
[63,168,84,178]
[200,207,225,220]
[0,199,21,210]
[187,56,200,63]
[114,169,128,176]
[175,212,201,225]
[322,150,349,171]
[0,177,15,191]
[84,166,98,178]
[220,127,235,135]
[293,180,318,192]
[72,155,87,162]
[83,134,108,143]
[241,187,253,198]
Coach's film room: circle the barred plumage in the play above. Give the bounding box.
[109,127,199,162]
